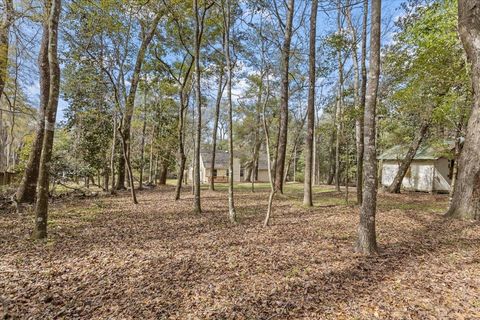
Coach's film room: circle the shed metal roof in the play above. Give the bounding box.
[378,142,455,161]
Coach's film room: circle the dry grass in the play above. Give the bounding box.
[1,183,479,319]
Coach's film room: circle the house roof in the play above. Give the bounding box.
[256,156,270,170]
[200,151,270,170]
[378,142,455,161]
[201,152,232,169]
[241,154,270,170]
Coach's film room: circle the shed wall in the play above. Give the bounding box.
[381,160,435,192]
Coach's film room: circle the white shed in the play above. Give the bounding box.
[378,144,454,193]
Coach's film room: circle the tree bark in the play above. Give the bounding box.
[0,0,13,100]
[119,126,138,204]
[210,68,225,191]
[109,113,117,193]
[387,121,430,193]
[356,0,381,255]
[138,92,147,191]
[148,124,156,184]
[303,0,318,207]
[159,161,167,185]
[334,3,344,193]
[357,0,368,205]
[223,0,236,223]
[449,119,464,203]
[174,101,186,198]
[16,10,49,205]
[193,0,202,213]
[447,0,480,220]
[174,72,192,200]
[346,0,367,205]
[33,0,61,240]
[274,0,295,194]
[262,75,275,227]
[327,131,336,185]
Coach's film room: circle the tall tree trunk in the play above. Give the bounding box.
[193,0,202,213]
[119,127,138,204]
[159,160,167,185]
[154,152,159,185]
[335,2,344,192]
[33,0,61,240]
[356,0,381,255]
[334,86,343,191]
[110,113,116,193]
[0,0,14,176]
[303,0,318,207]
[115,149,126,190]
[16,12,49,205]
[247,72,265,186]
[138,93,147,191]
[148,124,156,184]
[346,0,366,205]
[447,0,480,220]
[251,138,261,179]
[387,121,430,193]
[210,68,225,191]
[223,0,236,223]
[449,120,464,203]
[357,0,368,205]
[175,91,188,199]
[327,131,336,185]
[262,75,275,227]
[116,13,161,191]
[103,162,109,191]
[274,0,295,194]
[0,0,13,100]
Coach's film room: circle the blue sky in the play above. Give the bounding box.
[21,0,407,123]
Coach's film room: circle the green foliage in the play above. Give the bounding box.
[380,0,470,150]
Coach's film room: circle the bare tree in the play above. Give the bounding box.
[115,12,162,191]
[356,0,381,255]
[446,0,480,220]
[192,0,213,213]
[33,0,61,240]
[0,0,13,100]
[334,0,345,193]
[138,88,148,191]
[222,0,236,223]
[274,0,295,194]
[357,0,368,205]
[345,0,366,204]
[303,0,318,207]
[210,67,226,191]
[262,73,274,227]
[16,6,49,205]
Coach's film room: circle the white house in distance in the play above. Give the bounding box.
[378,143,454,193]
[188,151,241,184]
[188,151,271,184]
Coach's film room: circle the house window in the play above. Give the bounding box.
[213,169,217,177]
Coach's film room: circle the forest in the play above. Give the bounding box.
[1,0,479,318]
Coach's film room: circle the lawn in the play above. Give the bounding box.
[1,183,479,319]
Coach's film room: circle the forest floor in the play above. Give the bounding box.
[1,182,479,319]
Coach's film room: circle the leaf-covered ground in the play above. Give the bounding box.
[1,183,479,319]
